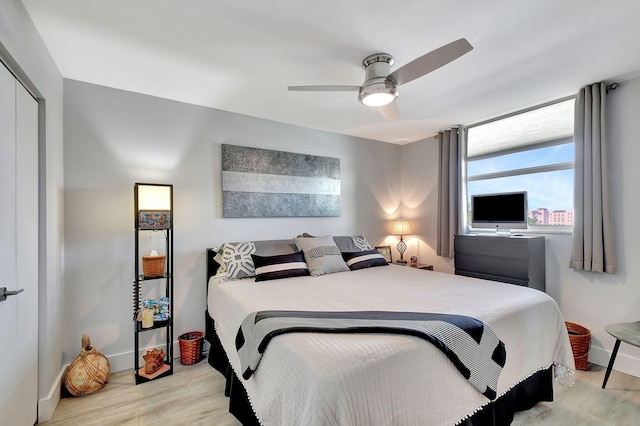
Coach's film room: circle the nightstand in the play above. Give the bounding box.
[392,262,433,271]
[414,263,434,271]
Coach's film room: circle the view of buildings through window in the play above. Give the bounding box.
[529,207,574,226]
[466,99,575,227]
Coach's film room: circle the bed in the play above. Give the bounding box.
[204,236,574,425]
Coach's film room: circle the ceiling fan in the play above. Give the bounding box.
[288,38,473,120]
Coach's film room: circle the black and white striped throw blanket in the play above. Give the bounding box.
[235,310,506,400]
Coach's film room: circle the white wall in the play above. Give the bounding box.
[63,79,402,370]
[401,76,640,378]
[0,0,65,420]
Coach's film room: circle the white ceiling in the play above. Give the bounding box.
[21,0,640,144]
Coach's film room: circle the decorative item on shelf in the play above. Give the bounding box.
[392,219,412,264]
[410,256,418,267]
[132,282,142,320]
[143,348,166,375]
[64,334,110,397]
[142,297,170,322]
[142,249,166,277]
[179,331,205,365]
[141,309,154,328]
[138,210,171,230]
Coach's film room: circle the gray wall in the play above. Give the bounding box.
[0,0,65,417]
[63,79,402,370]
[64,76,640,379]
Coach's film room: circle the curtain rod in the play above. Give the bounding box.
[607,82,620,92]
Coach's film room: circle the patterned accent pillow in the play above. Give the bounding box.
[342,249,389,270]
[294,235,350,276]
[222,242,256,279]
[352,235,373,251]
[212,244,228,274]
[252,252,309,282]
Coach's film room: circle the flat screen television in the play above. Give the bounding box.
[471,191,528,230]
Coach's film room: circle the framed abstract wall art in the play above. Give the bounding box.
[221,144,341,217]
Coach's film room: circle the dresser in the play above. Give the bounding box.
[454,234,545,291]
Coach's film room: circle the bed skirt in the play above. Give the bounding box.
[204,309,553,426]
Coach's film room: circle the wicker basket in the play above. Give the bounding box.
[179,331,204,365]
[142,255,165,277]
[566,321,591,371]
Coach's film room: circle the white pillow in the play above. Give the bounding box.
[294,235,350,276]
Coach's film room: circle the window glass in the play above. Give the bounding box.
[466,99,574,229]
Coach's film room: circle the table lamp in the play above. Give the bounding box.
[392,219,411,264]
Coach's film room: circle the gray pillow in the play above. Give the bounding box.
[294,235,350,276]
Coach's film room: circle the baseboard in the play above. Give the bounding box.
[108,340,182,373]
[37,339,208,421]
[588,346,640,378]
[38,364,67,423]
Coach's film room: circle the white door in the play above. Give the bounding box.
[0,63,39,425]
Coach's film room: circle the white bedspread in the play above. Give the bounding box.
[208,266,574,426]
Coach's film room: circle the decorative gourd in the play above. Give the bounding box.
[64,334,110,396]
[143,348,166,374]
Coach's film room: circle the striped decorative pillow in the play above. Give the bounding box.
[342,249,389,270]
[251,252,310,282]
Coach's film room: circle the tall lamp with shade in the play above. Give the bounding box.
[392,219,411,264]
[133,183,174,383]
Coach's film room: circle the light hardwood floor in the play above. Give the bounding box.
[40,360,640,425]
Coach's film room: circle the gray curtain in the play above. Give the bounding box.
[570,82,616,273]
[437,128,460,258]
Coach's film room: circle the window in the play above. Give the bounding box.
[465,98,575,231]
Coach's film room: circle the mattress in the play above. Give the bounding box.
[207,265,574,425]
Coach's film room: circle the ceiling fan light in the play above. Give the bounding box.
[362,91,396,107]
[358,80,398,107]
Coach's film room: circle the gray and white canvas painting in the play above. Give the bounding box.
[221,144,341,217]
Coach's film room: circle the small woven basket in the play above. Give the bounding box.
[179,331,204,365]
[142,255,165,277]
[566,321,591,371]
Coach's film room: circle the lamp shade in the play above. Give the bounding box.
[135,183,173,230]
[137,185,171,211]
[392,220,411,236]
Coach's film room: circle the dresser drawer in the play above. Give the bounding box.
[454,236,529,261]
[455,253,529,280]
[453,234,545,291]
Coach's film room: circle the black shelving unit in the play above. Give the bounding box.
[133,183,174,384]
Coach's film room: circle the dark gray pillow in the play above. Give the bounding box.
[253,239,297,256]
[342,249,389,270]
[252,251,309,281]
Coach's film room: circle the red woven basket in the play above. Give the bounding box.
[566,322,591,371]
[178,331,204,365]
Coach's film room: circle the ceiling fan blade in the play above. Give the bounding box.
[387,38,473,86]
[288,85,360,92]
[378,101,400,121]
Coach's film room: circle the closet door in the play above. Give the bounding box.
[0,63,39,426]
